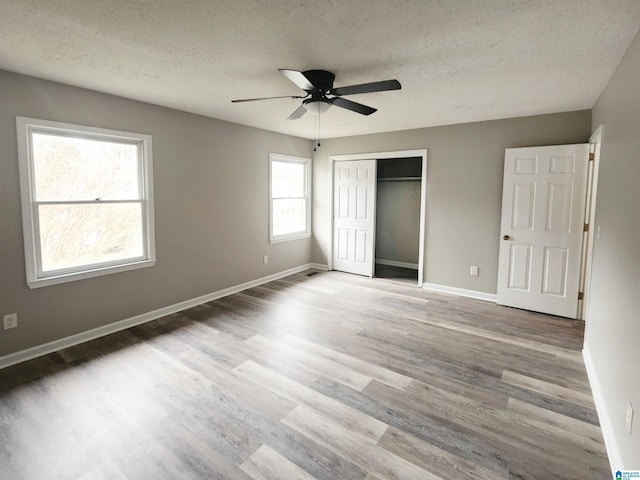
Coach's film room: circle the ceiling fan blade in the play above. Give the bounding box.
[331,79,401,96]
[231,95,305,103]
[287,104,307,120]
[330,97,377,116]
[279,69,315,91]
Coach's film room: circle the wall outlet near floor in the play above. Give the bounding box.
[3,313,18,330]
[626,402,634,434]
[263,255,269,265]
[470,266,479,276]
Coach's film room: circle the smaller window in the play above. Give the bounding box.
[269,153,311,243]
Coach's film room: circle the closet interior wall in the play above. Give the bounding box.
[375,157,422,277]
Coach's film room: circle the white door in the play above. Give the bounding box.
[497,144,589,318]
[333,159,376,277]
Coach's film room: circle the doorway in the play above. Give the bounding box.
[580,125,603,321]
[374,157,423,284]
[329,149,427,287]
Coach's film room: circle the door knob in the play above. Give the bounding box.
[503,235,510,240]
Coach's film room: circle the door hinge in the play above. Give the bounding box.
[584,223,589,232]
[589,152,595,161]
[578,291,584,300]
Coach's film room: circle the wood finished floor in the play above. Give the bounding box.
[374,264,418,284]
[0,270,610,479]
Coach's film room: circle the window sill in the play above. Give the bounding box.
[27,258,156,289]
[269,232,311,245]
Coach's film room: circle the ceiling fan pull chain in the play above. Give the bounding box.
[313,114,318,151]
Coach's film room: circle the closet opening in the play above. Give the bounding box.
[375,157,423,285]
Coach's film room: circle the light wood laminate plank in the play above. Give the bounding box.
[283,404,442,480]
[240,444,318,480]
[0,270,610,480]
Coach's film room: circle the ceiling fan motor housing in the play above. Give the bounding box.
[302,70,335,92]
[303,71,335,114]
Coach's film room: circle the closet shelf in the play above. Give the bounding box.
[377,176,421,182]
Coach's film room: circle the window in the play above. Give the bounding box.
[16,117,156,288]
[269,153,311,243]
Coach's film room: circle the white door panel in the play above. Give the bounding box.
[542,247,568,295]
[356,186,368,218]
[512,183,536,229]
[337,228,349,260]
[497,144,589,318]
[355,230,368,263]
[333,159,376,277]
[508,243,532,291]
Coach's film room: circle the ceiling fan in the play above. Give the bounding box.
[232,69,401,120]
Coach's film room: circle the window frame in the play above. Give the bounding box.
[269,153,312,244]
[16,116,156,289]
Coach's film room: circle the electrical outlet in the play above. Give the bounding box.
[626,402,634,434]
[263,255,269,265]
[3,313,18,330]
[470,266,479,276]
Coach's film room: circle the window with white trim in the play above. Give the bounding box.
[269,153,311,243]
[16,117,156,288]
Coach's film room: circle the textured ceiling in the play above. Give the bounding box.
[1,1,639,139]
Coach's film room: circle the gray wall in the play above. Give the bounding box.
[0,70,312,357]
[375,181,421,265]
[312,111,591,293]
[588,30,640,468]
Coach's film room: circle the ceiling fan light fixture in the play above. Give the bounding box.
[304,99,331,115]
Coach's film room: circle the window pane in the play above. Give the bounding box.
[273,198,306,236]
[38,203,144,272]
[272,161,304,198]
[32,133,140,201]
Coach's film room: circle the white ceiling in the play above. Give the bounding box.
[1,1,639,139]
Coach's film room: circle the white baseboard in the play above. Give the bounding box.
[583,342,621,475]
[375,258,419,270]
[308,263,329,271]
[421,282,497,302]
[0,263,324,370]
